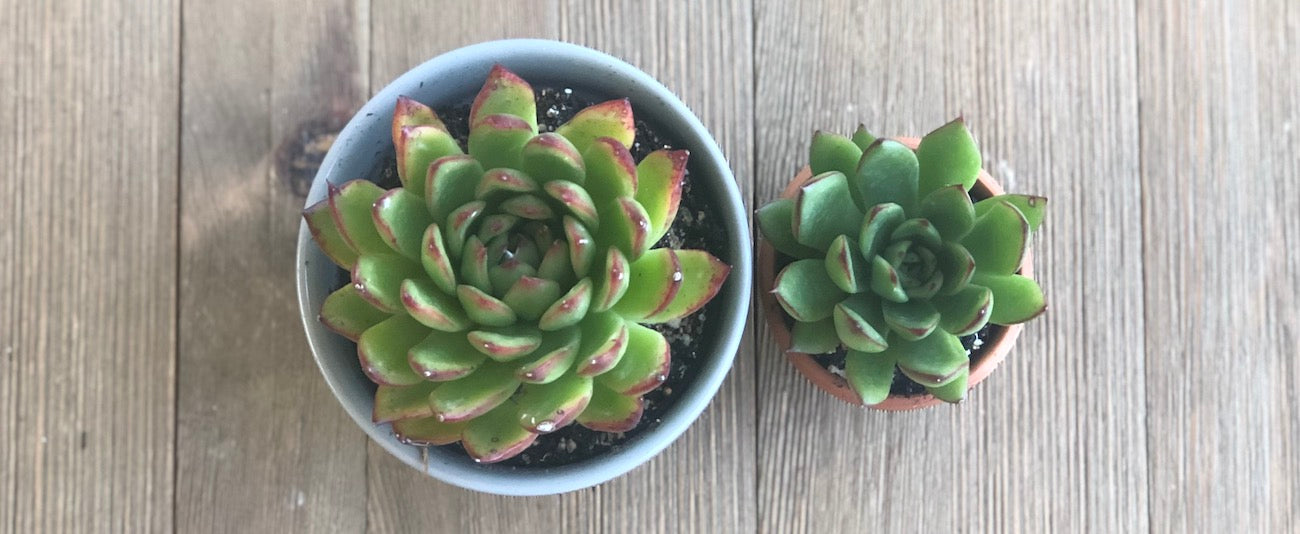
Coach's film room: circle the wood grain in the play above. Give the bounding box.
[5,0,1300,531]
[0,0,179,532]
[174,0,370,531]
[365,1,755,532]
[1137,0,1300,531]
[754,1,1148,532]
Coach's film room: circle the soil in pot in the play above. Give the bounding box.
[337,86,730,467]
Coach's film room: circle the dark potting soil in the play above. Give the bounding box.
[358,87,728,467]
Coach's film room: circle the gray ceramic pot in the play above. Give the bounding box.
[295,39,751,495]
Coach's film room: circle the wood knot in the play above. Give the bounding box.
[275,111,352,197]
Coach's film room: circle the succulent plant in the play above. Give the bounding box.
[303,65,730,463]
[757,119,1046,405]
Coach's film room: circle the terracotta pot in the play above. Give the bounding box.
[757,137,1034,410]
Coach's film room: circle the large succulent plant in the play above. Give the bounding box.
[304,65,730,463]
[757,120,1046,405]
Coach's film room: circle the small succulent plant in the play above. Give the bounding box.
[304,65,730,463]
[757,120,1046,405]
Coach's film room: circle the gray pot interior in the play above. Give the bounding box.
[296,39,751,496]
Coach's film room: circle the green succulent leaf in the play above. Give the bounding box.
[918,184,976,241]
[869,255,908,303]
[642,250,730,323]
[789,317,840,354]
[461,401,538,464]
[352,254,424,313]
[915,118,982,197]
[844,349,896,405]
[501,194,555,220]
[576,382,644,432]
[357,315,428,386]
[456,285,517,327]
[539,278,593,331]
[470,64,538,133]
[418,224,457,294]
[773,258,846,322]
[881,299,940,340]
[397,126,463,198]
[854,139,920,213]
[858,203,907,259]
[584,137,638,203]
[520,132,586,185]
[893,329,969,387]
[611,248,681,321]
[466,325,543,361]
[591,246,631,312]
[517,327,581,384]
[319,284,390,342]
[544,180,600,229]
[936,241,976,295]
[468,114,533,170]
[372,188,433,260]
[537,240,573,285]
[392,416,467,447]
[834,294,889,353]
[927,368,969,403]
[329,180,392,256]
[934,284,993,336]
[756,198,820,258]
[555,98,635,155]
[515,372,593,433]
[428,361,520,423]
[825,234,870,293]
[500,276,561,322]
[443,200,486,260]
[794,171,864,250]
[635,149,688,245]
[392,96,446,146]
[400,278,470,332]
[809,130,863,177]
[475,167,538,201]
[563,216,597,278]
[597,322,670,396]
[408,329,486,380]
[303,199,358,269]
[962,200,1029,275]
[850,125,876,152]
[976,194,1047,232]
[459,236,492,292]
[574,311,631,376]
[424,155,483,222]
[971,272,1045,324]
[372,382,439,424]
[598,196,652,262]
[891,219,943,251]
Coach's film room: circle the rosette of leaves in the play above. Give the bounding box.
[757,120,1046,405]
[303,65,730,463]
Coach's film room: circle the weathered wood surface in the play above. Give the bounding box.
[2,0,1297,532]
[0,0,179,532]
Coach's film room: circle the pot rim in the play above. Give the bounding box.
[756,136,1032,410]
[295,39,751,495]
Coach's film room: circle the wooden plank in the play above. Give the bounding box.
[1137,0,1299,531]
[364,2,756,532]
[0,0,179,532]
[754,1,1148,532]
[174,0,370,531]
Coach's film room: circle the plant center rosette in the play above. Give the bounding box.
[303,65,730,463]
[757,121,1047,406]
